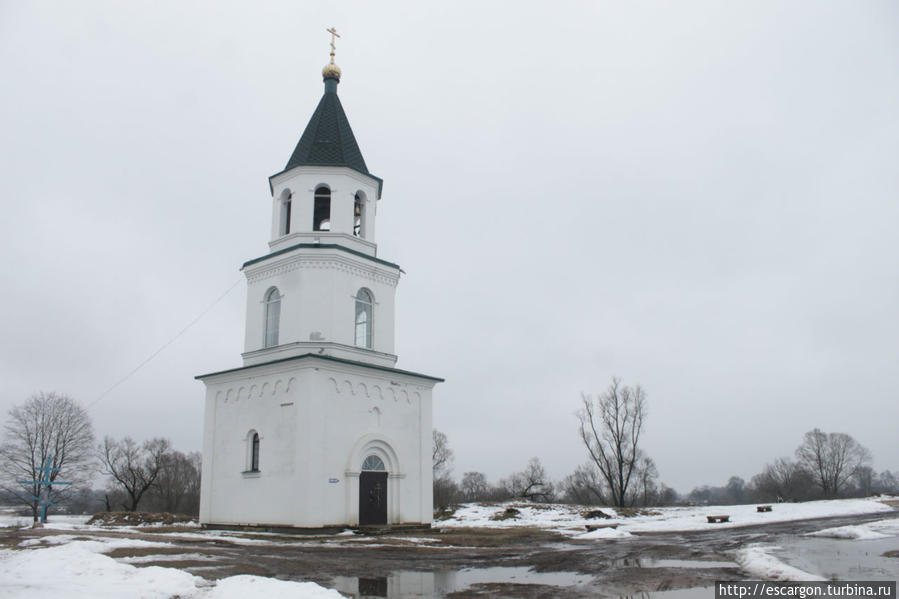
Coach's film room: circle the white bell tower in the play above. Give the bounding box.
[197,33,441,530]
[241,63,398,369]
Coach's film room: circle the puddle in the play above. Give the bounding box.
[329,558,737,597]
[118,552,220,563]
[183,565,231,573]
[611,558,737,569]
[647,559,737,569]
[770,536,899,581]
[332,566,593,597]
[624,588,714,599]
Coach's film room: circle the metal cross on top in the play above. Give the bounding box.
[18,456,72,523]
[326,27,340,63]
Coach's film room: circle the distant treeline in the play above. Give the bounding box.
[433,427,898,508]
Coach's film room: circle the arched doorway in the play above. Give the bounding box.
[359,455,387,526]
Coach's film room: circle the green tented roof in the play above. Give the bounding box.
[284,79,369,174]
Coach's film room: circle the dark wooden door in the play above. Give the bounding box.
[359,471,387,526]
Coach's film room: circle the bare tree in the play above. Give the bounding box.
[432,429,457,508]
[146,451,201,515]
[874,470,899,495]
[577,378,649,507]
[749,457,815,502]
[432,429,454,477]
[0,392,95,521]
[505,457,554,502]
[853,466,874,497]
[633,454,659,506]
[795,429,871,498]
[725,476,746,504]
[562,463,607,505]
[101,437,171,511]
[657,484,679,505]
[460,472,489,502]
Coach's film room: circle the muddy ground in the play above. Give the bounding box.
[3,511,897,598]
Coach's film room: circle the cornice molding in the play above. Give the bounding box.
[269,165,383,198]
[269,231,377,255]
[245,251,400,287]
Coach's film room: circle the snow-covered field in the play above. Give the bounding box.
[1,497,895,595]
[0,538,343,599]
[0,513,93,529]
[437,497,896,536]
[438,497,899,582]
[0,518,343,599]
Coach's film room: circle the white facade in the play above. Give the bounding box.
[197,68,440,529]
[197,357,436,527]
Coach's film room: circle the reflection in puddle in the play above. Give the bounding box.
[621,587,714,599]
[331,559,737,597]
[358,576,388,596]
[612,558,738,569]
[770,536,899,581]
[333,567,592,598]
[183,565,231,573]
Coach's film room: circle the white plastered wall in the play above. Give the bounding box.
[199,358,435,528]
[268,166,380,255]
[241,249,399,359]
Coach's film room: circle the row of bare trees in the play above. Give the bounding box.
[747,429,889,502]
[432,379,665,508]
[434,428,556,504]
[433,449,556,507]
[0,392,201,520]
[688,457,896,506]
[101,437,201,514]
[436,378,892,511]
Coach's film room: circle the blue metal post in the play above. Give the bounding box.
[18,456,71,523]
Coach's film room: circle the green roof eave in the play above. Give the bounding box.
[267,165,383,199]
[195,352,444,383]
[241,242,400,271]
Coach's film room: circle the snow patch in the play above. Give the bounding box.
[202,575,343,599]
[734,545,825,581]
[0,514,92,530]
[0,542,202,598]
[806,518,899,541]
[575,527,633,540]
[0,540,342,599]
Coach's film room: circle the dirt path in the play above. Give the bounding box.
[3,511,896,598]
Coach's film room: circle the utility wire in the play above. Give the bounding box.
[87,277,243,410]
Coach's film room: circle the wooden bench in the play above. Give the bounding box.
[757,505,772,513]
[585,523,619,532]
[706,515,730,523]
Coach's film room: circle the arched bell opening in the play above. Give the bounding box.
[313,186,331,231]
[353,191,366,238]
[279,188,292,236]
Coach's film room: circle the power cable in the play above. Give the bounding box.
[87,277,243,410]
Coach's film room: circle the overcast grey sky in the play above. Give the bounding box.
[1,1,897,493]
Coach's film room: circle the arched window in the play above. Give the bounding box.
[353,192,365,238]
[313,186,331,231]
[263,287,281,348]
[279,189,292,236]
[361,455,386,471]
[354,288,373,349]
[250,432,260,472]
